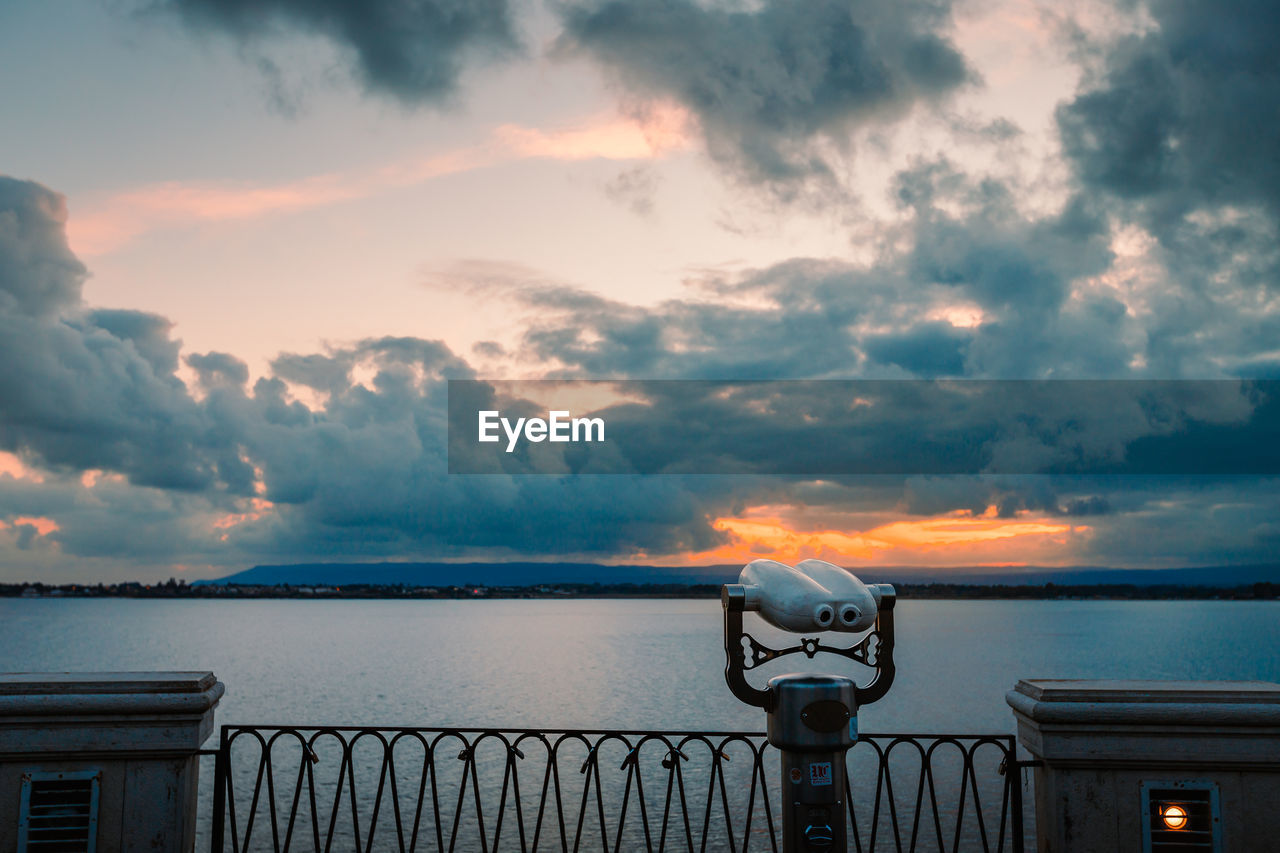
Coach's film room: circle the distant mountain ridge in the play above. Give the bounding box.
[203,562,1280,588]
[202,562,737,587]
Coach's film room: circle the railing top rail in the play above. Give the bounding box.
[219,724,1016,743]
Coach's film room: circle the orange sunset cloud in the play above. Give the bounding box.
[679,505,1088,568]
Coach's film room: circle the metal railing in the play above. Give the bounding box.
[211,726,1027,853]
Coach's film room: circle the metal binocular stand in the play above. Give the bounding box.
[721,560,897,853]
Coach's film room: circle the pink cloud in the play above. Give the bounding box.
[496,103,691,161]
[213,497,275,541]
[0,452,44,483]
[67,173,368,256]
[66,107,691,256]
[11,516,60,536]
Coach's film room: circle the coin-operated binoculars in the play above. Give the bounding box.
[722,559,897,853]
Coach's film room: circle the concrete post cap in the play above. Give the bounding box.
[0,672,224,717]
[1008,678,1280,728]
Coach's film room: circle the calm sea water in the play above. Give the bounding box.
[2,597,1277,732]
[4,598,1277,850]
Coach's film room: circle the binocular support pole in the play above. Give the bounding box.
[722,583,897,853]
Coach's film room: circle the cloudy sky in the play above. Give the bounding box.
[2,0,1278,582]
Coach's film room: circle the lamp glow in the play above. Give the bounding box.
[1161,804,1188,830]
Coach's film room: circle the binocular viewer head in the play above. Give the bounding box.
[739,558,881,633]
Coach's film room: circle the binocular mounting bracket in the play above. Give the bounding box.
[721,583,897,711]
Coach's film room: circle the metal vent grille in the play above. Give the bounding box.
[17,770,99,853]
[1142,779,1220,853]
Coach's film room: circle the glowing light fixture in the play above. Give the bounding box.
[1142,780,1220,852]
[1161,803,1188,830]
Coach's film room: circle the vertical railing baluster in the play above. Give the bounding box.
[1008,745,1027,853]
[211,726,230,853]
[240,733,269,852]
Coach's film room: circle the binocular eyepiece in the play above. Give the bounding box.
[739,558,881,633]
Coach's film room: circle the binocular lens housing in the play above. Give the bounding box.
[739,559,880,633]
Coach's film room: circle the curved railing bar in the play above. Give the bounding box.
[211,725,1021,853]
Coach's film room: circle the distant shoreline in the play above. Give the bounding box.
[4,580,1277,601]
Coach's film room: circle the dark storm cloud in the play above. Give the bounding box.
[0,469,244,561]
[862,323,968,375]
[0,179,85,317]
[0,178,225,491]
[514,262,876,380]
[201,342,745,557]
[1053,0,1280,375]
[88,309,183,377]
[187,351,250,388]
[1061,495,1110,516]
[907,475,1095,520]
[164,0,520,104]
[559,0,971,192]
[269,351,352,396]
[1058,0,1280,224]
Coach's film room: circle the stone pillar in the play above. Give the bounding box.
[0,672,224,853]
[1008,679,1280,853]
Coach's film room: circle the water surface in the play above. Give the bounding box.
[3,598,1276,733]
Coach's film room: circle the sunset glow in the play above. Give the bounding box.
[681,506,1086,568]
[213,498,275,540]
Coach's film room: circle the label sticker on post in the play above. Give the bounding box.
[850,716,858,741]
[808,762,833,787]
